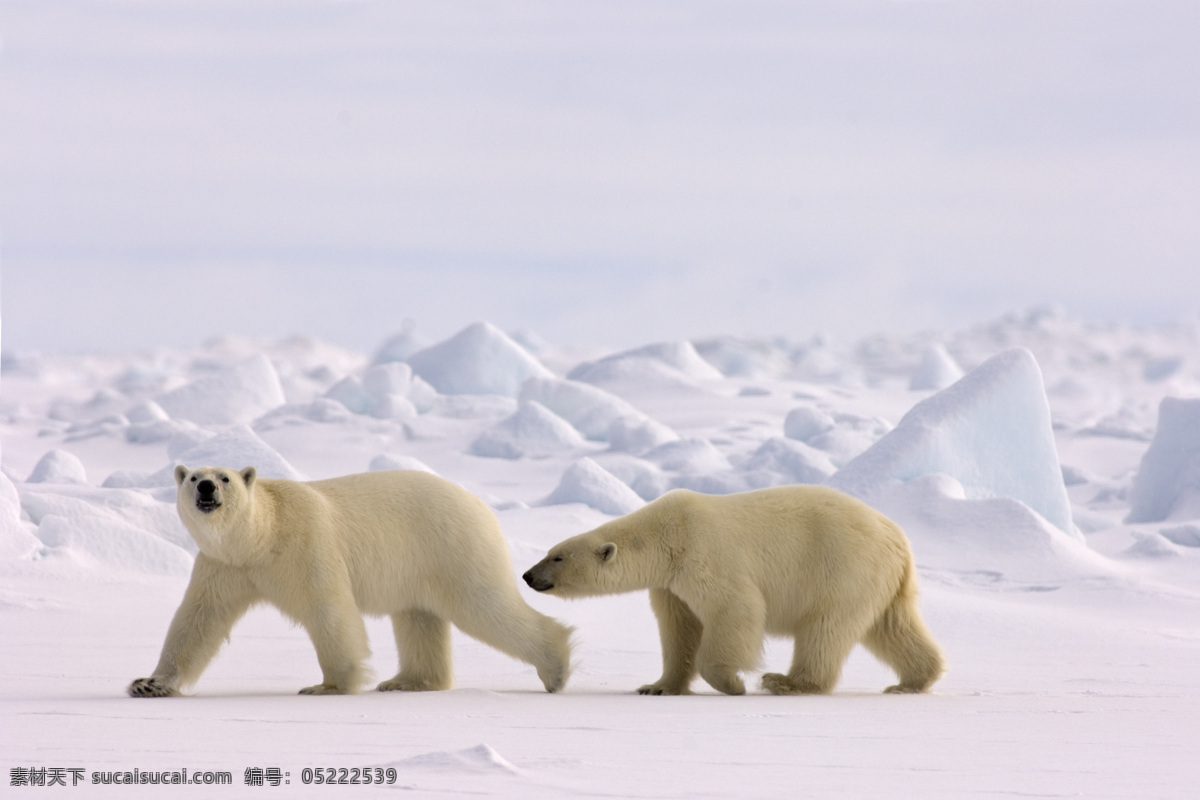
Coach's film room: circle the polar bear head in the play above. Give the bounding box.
[523,532,635,598]
[174,465,260,561]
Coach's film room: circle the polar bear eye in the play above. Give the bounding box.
[190,476,197,483]
[221,476,230,483]
[552,555,564,562]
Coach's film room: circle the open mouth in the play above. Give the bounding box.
[195,499,222,513]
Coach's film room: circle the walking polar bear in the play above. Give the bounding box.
[129,466,573,697]
[524,485,943,696]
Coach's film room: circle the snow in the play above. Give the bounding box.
[25,449,88,485]
[568,341,724,394]
[405,322,554,398]
[156,354,286,426]
[470,402,589,460]
[542,458,645,516]
[830,348,1076,538]
[1126,397,1200,523]
[517,377,643,442]
[909,344,965,391]
[4,313,1200,799]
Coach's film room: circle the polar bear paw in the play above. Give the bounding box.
[127,677,179,698]
[760,673,825,695]
[299,683,349,695]
[637,682,693,696]
[376,677,447,692]
[883,683,926,694]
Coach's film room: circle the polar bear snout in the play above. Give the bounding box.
[523,568,554,592]
[194,479,223,513]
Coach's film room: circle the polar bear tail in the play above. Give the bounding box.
[862,561,945,694]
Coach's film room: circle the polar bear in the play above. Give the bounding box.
[523,485,943,696]
[129,466,573,697]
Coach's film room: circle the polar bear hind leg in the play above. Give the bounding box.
[378,609,453,691]
[861,582,945,694]
[761,613,861,695]
[444,586,574,693]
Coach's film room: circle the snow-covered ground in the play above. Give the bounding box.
[3,308,1199,798]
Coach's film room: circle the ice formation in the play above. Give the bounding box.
[909,344,965,391]
[130,425,305,487]
[405,322,553,397]
[470,402,588,459]
[324,361,436,419]
[368,453,438,474]
[517,377,643,441]
[640,438,732,474]
[1126,397,1200,523]
[26,449,88,485]
[742,437,836,485]
[568,341,723,391]
[542,458,645,516]
[828,348,1076,536]
[783,406,836,442]
[155,354,286,426]
[606,415,679,455]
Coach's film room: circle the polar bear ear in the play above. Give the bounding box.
[598,543,617,563]
[174,465,190,487]
[240,467,258,490]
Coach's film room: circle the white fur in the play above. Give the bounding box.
[524,485,943,696]
[129,466,573,697]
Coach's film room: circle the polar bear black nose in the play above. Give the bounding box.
[197,479,217,497]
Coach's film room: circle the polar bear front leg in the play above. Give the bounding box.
[378,609,452,692]
[297,586,372,695]
[638,589,702,695]
[128,556,258,697]
[693,597,765,696]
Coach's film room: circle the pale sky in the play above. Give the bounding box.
[2,0,1198,355]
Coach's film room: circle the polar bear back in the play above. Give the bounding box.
[637,486,914,633]
[261,469,515,616]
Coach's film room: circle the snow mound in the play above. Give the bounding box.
[568,341,722,391]
[590,454,670,501]
[909,344,964,391]
[693,337,789,378]
[872,474,1114,582]
[641,438,732,473]
[324,362,436,419]
[470,402,587,459]
[783,406,835,442]
[742,437,836,484]
[406,322,553,397]
[369,454,438,474]
[0,474,40,561]
[1123,530,1183,559]
[1159,523,1200,547]
[390,744,521,776]
[27,449,88,485]
[543,458,644,516]
[518,377,642,440]
[124,400,190,444]
[34,513,193,576]
[1126,397,1200,523]
[606,415,680,455]
[156,354,286,425]
[371,326,428,365]
[18,483,194,574]
[829,348,1076,537]
[142,425,304,486]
